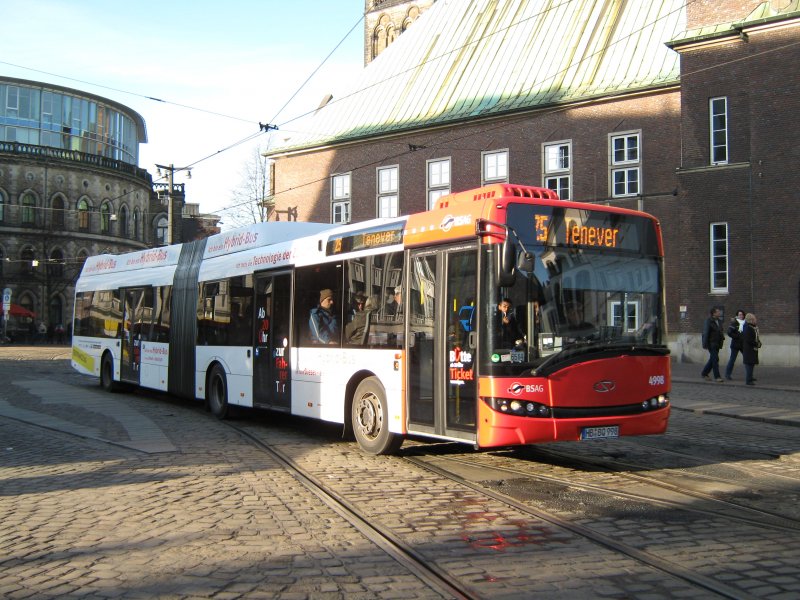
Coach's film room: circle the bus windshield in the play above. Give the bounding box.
[481,203,664,376]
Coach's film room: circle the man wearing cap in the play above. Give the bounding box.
[309,288,339,344]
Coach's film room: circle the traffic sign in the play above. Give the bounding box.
[2,288,10,313]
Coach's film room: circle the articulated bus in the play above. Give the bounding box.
[72,184,670,454]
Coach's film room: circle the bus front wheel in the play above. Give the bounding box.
[207,364,229,419]
[351,377,403,455]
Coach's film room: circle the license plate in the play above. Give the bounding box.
[581,425,619,440]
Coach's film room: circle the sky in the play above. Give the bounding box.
[1,0,366,228]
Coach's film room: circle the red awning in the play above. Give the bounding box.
[0,304,36,319]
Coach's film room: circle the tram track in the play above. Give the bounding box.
[403,454,755,600]
[225,422,478,600]
[514,443,800,525]
[410,449,800,532]
[229,422,768,599]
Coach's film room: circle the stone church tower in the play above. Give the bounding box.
[363,0,436,65]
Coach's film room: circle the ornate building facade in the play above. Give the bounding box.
[0,76,181,340]
[364,0,435,64]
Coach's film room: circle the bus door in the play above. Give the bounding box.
[253,272,292,410]
[120,287,148,384]
[407,245,478,442]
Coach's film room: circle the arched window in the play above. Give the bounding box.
[155,216,168,245]
[48,248,65,278]
[118,205,128,238]
[100,201,112,233]
[133,207,140,240]
[49,296,64,329]
[51,195,65,228]
[19,293,36,320]
[77,198,90,229]
[20,246,36,275]
[21,192,36,225]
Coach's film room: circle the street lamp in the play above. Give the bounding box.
[155,163,191,244]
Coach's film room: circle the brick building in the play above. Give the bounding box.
[265,0,800,366]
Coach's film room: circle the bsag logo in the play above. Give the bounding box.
[507,382,545,396]
[440,214,471,232]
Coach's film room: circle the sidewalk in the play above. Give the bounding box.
[670,357,800,429]
[670,358,799,392]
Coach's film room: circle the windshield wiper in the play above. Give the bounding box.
[531,343,669,377]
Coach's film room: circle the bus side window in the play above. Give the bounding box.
[295,264,343,347]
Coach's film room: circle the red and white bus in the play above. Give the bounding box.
[72,184,670,454]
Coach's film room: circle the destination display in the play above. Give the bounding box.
[326,222,406,255]
[508,204,658,254]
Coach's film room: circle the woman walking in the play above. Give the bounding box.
[741,313,761,386]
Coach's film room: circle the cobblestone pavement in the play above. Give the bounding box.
[1,346,799,598]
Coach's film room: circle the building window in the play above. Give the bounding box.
[100,201,112,233]
[118,205,128,237]
[156,216,168,245]
[0,190,5,221]
[331,173,351,224]
[77,198,90,229]
[610,132,640,198]
[377,166,398,218]
[710,222,728,293]
[48,249,64,279]
[21,192,36,225]
[543,141,571,200]
[482,150,508,184]
[19,293,35,317]
[20,246,36,275]
[610,301,639,332]
[51,195,65,228]
[710,97,728,165]
[427,158,451,209]
[133,207,140,240]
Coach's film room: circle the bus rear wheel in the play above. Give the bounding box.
[207,364,229,419]
[100,353,120,392]
[351,377,403,455]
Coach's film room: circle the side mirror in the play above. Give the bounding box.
[496,237,516,286]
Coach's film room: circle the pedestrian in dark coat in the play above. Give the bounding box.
[741,313,761,385]
[724,309,746,379]
[701,307,724,382]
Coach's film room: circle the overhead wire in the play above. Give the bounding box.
[6,0,793,226]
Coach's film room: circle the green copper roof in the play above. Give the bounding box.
[268,0,685,155]
[667,1,800,48]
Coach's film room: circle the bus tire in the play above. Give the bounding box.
[206,364,229,419]
[100,353,121,393]
[351,377,403,455]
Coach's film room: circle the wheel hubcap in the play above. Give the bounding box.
[356,394,380,439]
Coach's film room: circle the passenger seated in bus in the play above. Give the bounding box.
[385,286,402,318]
[309,288,339,344]
[348,292,366,323]
[345,295,378,345]
[495,298,525,349]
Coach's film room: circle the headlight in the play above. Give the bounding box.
[485,397,551,417]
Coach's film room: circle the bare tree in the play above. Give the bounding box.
[227,147,274,227]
